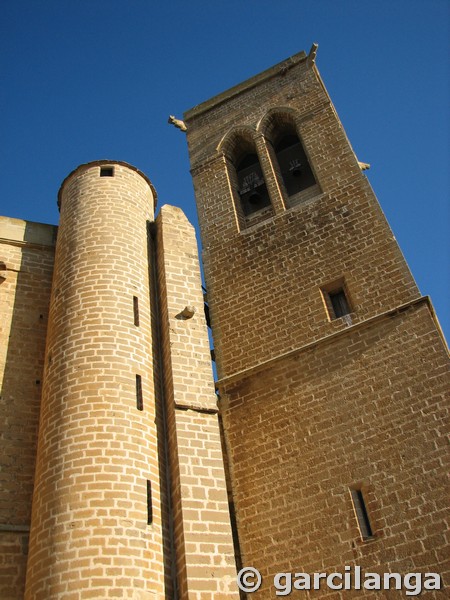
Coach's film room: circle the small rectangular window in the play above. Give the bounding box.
[329,289,351,318]
[136,374,143,411]
[100,166,114,177]
[321,278,353,321]
[133,296,140,326]
[147,480,153,524]
[350,487,373,540]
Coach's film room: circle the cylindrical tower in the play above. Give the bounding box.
[25,162,166,598]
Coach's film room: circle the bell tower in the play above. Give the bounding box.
[184,48,449,595]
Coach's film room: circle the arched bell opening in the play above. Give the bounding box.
[235,152,271,216]
[273,128,316,197]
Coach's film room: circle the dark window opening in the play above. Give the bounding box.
[274,133,316,196]
[147,480,153,524]
[100,166,114,177]
[236,153,271,216]
[204,302,211,328]
[133,296,140,326]
[329,289,351,319]
[136,374,143,411]
[350,488,373,540]
[321,279,353,322]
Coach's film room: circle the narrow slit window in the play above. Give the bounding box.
[100,166,114,177]
[133,296,140,326]
[147,480,153,524]
[136,374,143,411]
[350,488,373,540]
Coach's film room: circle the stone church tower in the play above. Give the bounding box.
[184,47,449,596]
[0,48,448,599]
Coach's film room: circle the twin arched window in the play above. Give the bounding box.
[224,114,318,224]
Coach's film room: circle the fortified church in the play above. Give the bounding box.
[0,47,448,599]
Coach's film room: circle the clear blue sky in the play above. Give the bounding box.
[1,1,448,338]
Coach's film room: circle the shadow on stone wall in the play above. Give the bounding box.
[147,222,177,599]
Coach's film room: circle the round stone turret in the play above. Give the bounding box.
[25,162,166,598]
